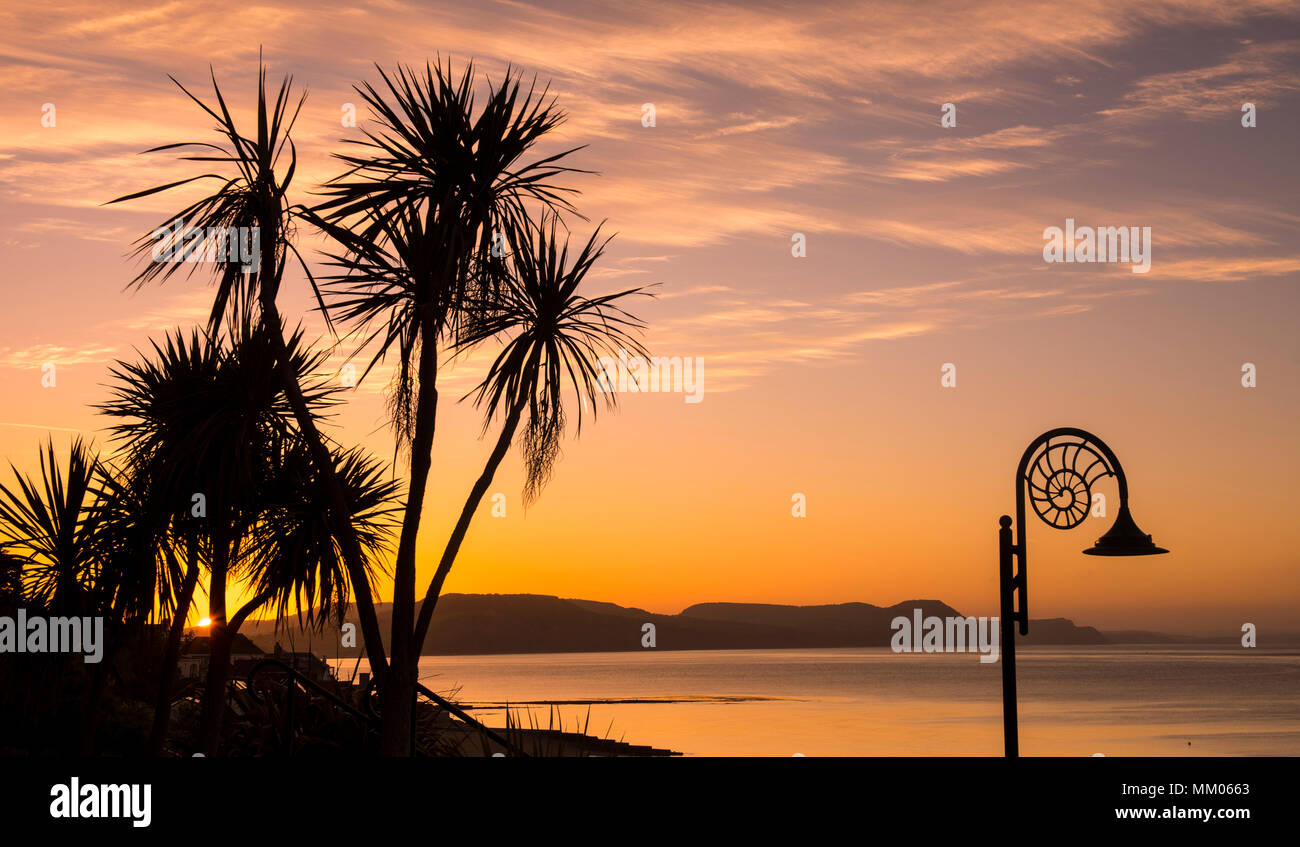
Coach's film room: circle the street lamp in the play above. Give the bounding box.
[999,427,1168,757]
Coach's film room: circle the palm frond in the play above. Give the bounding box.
[454,217,651,503]
[311,60,588,441]
[106,61,324,334]
[247,442,400,629]
[0,438,104,614]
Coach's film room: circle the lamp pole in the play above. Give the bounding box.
[998,513,1019,757]
[999,428,1168,757]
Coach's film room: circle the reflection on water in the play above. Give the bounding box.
[332,646,1300,756]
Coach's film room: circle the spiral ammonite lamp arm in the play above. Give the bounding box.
[1008,428,1126,636]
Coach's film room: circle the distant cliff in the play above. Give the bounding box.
[240,594,1109,656]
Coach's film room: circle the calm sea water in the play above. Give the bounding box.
[332,646,1300,756]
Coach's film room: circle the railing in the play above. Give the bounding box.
[245,659,377,755]
[245,659,526,756]
[417,681,525,756]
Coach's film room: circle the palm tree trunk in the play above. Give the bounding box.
[197,532,229,755]
[193,587,274,757]
[150,538,200,755]
[198,624,233,756]
[262,298,389,677]
[228,588,274,633]
[81,629,118,755]
[254,218,388,686]
[380,309,440,756]
[412,398,525,650]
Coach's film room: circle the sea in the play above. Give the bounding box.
[331,645,1300,756]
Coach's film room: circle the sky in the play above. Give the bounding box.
[1,0,1297,634]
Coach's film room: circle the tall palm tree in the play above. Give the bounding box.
[412,219,648,650]
[314,60,585,753]
[107,64,391,683]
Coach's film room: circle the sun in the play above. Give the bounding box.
[197,617,211,627]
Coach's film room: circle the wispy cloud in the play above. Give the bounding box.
[0,343,118,368]
[1145,255,1300,282]
[1098,40,1300,123]
[0,0,1297,410]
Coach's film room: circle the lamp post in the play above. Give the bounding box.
[999,428,1168,757]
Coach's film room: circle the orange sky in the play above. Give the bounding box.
[1,0,1298,634]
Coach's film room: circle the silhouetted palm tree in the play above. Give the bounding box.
[100,324,397,754]
[313,60,586,753]
[100,331,222,752]
[107,65,391,683]
[0,438,155,750]
[0,438,105,617]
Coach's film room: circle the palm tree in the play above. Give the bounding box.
[206,436,399,753]
[314,60,585,753]
[79,456,173,753]
[0,438,157,751]
[100,331,223,753]
[0,438,104,618]
[411,219,648,649]
[210,414,398,757]
[107,64,391,684]
[98,323,395,754]
[106,56,653,757]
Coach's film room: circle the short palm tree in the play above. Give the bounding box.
[0,438,156,750]
[100,331,222,752]
[99,323,396,754]
[102,328,263,753]
[0,438,105,617]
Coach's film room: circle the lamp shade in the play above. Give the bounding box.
[1082,503,1169,556]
